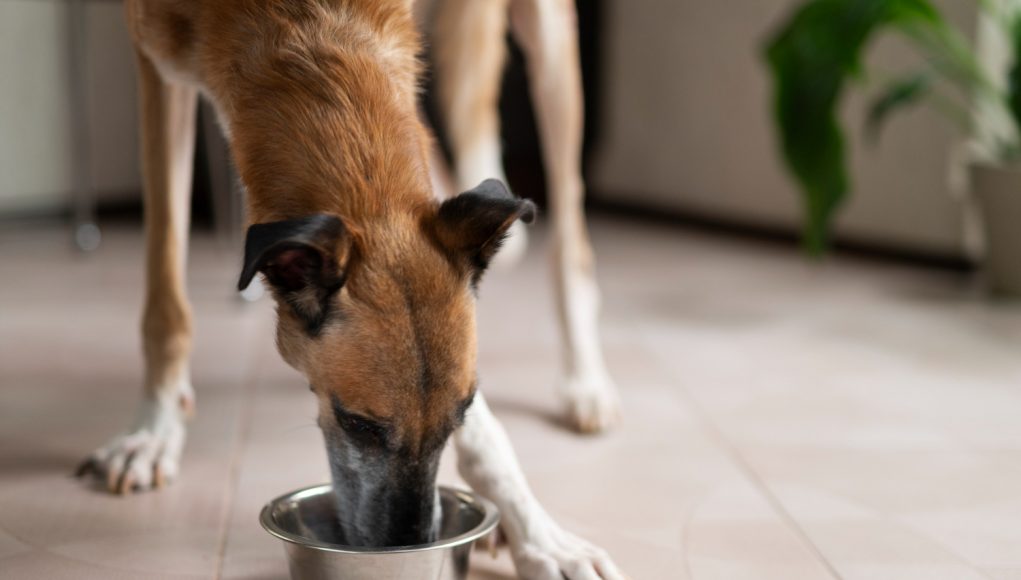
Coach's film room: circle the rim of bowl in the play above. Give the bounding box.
[259,484,500,554]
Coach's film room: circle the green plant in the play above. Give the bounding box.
[765,0,1021,253]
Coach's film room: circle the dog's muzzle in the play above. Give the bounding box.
[323,433,442,547]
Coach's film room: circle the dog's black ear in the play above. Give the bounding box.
[434,179,535,278]
[238,214,351,332]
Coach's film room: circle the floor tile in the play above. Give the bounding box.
[12,216,1020,579]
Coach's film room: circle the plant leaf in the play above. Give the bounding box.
[866,71,932,142]
[764,0,946,254]
[1007,14,1021,149]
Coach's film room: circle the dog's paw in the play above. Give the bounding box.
[560,370,620,434]
[511,524,624,580]
[76,393,190,494]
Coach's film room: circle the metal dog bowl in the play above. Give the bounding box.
[260,484,500,580]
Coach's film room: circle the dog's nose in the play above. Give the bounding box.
[381,485,440,546]
[330,478,440,547]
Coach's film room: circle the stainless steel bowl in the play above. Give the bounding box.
[260,484,500,580]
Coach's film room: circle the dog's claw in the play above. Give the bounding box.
[489,526,505,558]
[477,525,506,558]
[104,459,119,492]
[511,523,625,580]
[117,472,134,496]
[153,464,165,489]
[74,458,98,478]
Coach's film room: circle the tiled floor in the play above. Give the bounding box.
[3,215,1021,579]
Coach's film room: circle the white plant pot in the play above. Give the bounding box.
[971,162,1021,295]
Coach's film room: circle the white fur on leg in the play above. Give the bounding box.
[239,276,265,302]
[507,0,620,432]
[490,219,529,270]
[454,393,624,579]
[79,378,192,493]
[456,135,506,192]
[456,139,529,270]
[557,261,620,433]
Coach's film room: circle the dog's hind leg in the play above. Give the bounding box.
[77,49,198,494]
[433,0,528,266]
[510,0,619,433]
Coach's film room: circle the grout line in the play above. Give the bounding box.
[667,370,1000,580]
[212,315,271,580]
[632,320,1005,580]
[638,333,845,579]
[678,488,700,580]
[687,412,845,580]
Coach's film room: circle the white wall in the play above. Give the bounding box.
[0,0,139,215]
[592,0,977,256]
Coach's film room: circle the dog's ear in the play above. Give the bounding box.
[433,179,535,279]
[238,214,352,332]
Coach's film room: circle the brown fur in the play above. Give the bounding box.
[133,35,197,404]
[433,0,509,183]
[126,0,476,450]
[95,0,623,570]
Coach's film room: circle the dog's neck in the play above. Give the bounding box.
[209,1,431,227]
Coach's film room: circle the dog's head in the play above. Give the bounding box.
[238,179,533,547]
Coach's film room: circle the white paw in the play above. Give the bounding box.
[490,219,529,269]
[563,369,616,432]
[560,370,620,434]
[76,390,191,494]
[512,524,625,580]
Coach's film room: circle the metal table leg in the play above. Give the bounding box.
[68,0,100,251]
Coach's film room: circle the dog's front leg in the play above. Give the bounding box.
[455,393,624,579]
[77,49,197,494]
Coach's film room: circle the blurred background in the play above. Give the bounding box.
[0,0,984,259]
[4,1,1021,579]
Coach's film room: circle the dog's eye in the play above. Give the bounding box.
[330,396,392,446]
[337,411,391,446]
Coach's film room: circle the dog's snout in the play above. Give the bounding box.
[381,477,441,546]
[331,481,440,547]
[326,435,442,547]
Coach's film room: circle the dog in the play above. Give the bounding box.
[75,1,621,577]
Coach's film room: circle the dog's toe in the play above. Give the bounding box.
[78,400,187,495]
[74,457,99,478]
[154,454,179,488]
[511,523,625,580]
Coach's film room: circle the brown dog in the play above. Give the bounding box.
[76,1,621,577]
